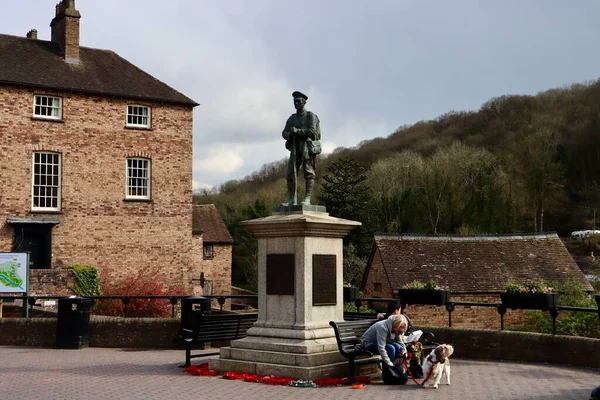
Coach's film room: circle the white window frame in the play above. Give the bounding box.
[126,105,151,128]
[126,158,151,200]
[31,152,61,211]
[33,95,62,120]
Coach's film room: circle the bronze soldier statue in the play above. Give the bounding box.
[282,91,322,206]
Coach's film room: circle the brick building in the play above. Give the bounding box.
[192,204,233,297]
[361,233,593,329]
[0,0,203,295]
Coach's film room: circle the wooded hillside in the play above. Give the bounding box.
[195,79,600,288]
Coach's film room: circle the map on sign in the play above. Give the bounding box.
[0,253,28,293]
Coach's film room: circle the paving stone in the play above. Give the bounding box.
[0,346,598,400]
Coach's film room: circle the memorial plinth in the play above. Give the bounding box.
[209,208,360,379]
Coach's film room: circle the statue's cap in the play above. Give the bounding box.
[292,91,308,100]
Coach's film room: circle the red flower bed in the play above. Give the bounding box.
[184,363,219,377]
[185,363,371,388]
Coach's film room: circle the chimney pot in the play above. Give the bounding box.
[26,29,38,40]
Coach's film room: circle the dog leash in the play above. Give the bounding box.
[400,353,436,386]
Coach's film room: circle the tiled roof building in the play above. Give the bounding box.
[361,233,593,329]
[192,205,233,298]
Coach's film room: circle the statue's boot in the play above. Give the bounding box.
[301,178,314,205]
[284,181,297,206]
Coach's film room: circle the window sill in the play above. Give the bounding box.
[30,210,63,214]
[123,198,153,202]
[31,117,64,123]
[124,125,153,131]
[203,257,214,260]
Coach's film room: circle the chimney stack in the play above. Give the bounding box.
[26,29,38,40]
[50,0,81,64]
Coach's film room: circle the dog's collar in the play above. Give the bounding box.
[426,354,444,364]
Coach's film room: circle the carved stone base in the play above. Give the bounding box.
[209,336,349,380]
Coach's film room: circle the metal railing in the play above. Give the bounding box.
[354,297,600,335]
[0,294,258,318]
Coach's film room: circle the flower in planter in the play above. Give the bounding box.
[403,279,444,290]
[505,280,555,295]
[399,279,450,306]
[501,280,557,311]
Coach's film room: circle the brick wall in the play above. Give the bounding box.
[29,269,76,296]
[0,85,194,294]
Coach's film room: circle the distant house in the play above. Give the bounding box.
[361,233,593,329]
[192,205,233,297]
[0,0,199,295]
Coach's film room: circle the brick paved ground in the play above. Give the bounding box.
[0,346,598,400]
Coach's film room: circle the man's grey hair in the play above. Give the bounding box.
[390,314,407,330]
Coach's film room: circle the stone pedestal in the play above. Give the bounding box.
[210,207,360,379]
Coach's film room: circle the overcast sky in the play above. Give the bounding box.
[4,1,600,190]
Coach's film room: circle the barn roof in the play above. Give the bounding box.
[364,233,593,293]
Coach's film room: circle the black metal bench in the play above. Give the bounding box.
[329,318,437,383]
[329,319,380,382]
[180,312,258,367]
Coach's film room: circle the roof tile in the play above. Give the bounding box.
[372,233,593,293]
[0,34,198,106]
[192,205,233,244]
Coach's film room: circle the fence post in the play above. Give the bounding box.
[122,297,130,318]
[497,305,506,330]
[169,297,178,318]
[445,302,455,327]
[27,296,36,318]
[550,306,559,335]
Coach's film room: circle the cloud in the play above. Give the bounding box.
[6,0,600,188]
[195,147,244,175]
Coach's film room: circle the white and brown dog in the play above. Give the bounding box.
[421,344,454,389]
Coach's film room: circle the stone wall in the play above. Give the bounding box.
[428,326,600,369]
[1,318,599,368]
[0,85,194,294]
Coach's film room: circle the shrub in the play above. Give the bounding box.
[94,268,184,318]
[343,301,376,314]
[505,280,555,294]
[66,264,100,297]
[508,279,600,338]
[403,279,443,290]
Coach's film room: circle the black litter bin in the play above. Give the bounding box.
[180,296,211,345]
[56,297,92,349]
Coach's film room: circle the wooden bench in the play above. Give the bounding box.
[329,318,437,382]
[180,312,258,367]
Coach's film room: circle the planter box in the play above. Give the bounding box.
[500,293,557,311]
[343,287,360,303]
[397,289,450,306]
